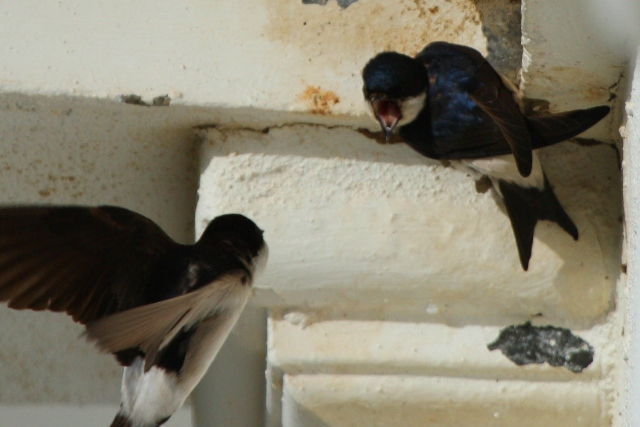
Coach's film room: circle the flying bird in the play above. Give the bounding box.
[362,41,611,270]
[0,206,268,427]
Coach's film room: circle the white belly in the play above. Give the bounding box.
[462,153,545,190]
[121,357,185,427]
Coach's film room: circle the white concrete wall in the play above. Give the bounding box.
[621,47,640,427]
[0,0,634,426]
[0,94,198,406]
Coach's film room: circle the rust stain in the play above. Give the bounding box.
[300,86,340,114]
[411,0,428,18]
[586,86,608,101]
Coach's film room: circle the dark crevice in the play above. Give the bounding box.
[488,321,594,373]
[120,94,171,107]
[475,0,523,82]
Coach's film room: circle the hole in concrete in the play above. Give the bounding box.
[119,94,171,107]
[488,321,594,373]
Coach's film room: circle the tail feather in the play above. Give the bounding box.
[498,175,578,271]
[110,413,168,427]
[110,414,132,427]
[539,176,579,241]
[527,105,610,149]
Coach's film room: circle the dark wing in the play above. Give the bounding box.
[460,51,532,177]
[527,105,611,149]
[0,206,179,324]
[417,42,532,176]
[434,119,514,159]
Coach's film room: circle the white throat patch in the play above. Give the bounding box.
[397,92,427,126]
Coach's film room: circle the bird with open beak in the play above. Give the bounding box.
[0,206,268,427]
[362,41,610,270]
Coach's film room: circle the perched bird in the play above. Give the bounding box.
[362,41,611,270]
[0,206,268,427]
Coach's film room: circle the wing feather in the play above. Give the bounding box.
[0,206,179,323]
[84,271,250,371]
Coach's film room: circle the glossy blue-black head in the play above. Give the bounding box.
[362,52,428,139]
[362,52,428,99]
[199,214,266,262]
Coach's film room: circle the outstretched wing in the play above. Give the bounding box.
[0,205,179,324]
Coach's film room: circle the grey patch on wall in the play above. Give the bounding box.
[488,321,594,373]
[119,94,171,107]
[302,0,359,8]
[475,0,522,82]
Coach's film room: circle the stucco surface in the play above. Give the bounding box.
[268,317,612,381]
[521,0,625,141]
[198,125,621,325]
[0,93,197,403]
[621,48,640,427]
[0,0,629,423]
[282,374,605,427]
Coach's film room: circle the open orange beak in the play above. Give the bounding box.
[372,99,402,141]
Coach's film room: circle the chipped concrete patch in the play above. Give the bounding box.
[488,322,594,373]
[119,94,171,107]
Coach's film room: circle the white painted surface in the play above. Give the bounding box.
[192,305,267,427]
[268,317,611,381]
[621,48,640,427]
[282,374,604,427]
[198,125,621,324]
[0,0,486,120]
[0,94,197,403]
[0,0,631,426]
[521,0,624,140]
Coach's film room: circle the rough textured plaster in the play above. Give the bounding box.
[282,374,605,427]
[268,317,613,381]
[198,125,622,326]
[521,0,625,141]
[0,0,627,420]
[0,93,197,403]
